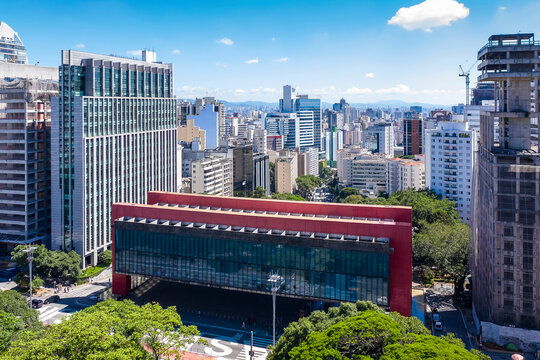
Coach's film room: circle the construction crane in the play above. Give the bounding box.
[459,61,479,106]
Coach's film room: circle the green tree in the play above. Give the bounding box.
[98,250,113,266]
[2,299,202,360]
[295,175,322,199]
[251,186,268,199]
[11,245,81,282]
[0,290,40,331]
[0,311,24,352]
[380,335,482,360]
[337,187,360,202]
[271,193,305,201]
[413,222,470,283]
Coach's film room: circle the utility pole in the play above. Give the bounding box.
[23,246,37,308]
[249,330,254,360]
[268,273,283,346]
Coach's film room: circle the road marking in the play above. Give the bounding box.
[204,338,233,358]
[38,307,58,320]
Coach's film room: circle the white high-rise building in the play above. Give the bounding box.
[51,50,177,266]
[350,154,388,195]
[387,155,425,194]
[191,156,233,196]
[425,121,476,223]
[0,21,27,64]
[304,147,319,176]
[253,128,267,154]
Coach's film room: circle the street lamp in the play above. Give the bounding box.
[23,246,37,308]
[268,272,283,346]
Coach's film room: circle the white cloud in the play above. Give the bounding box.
[126,49,142,56]
[499,6,507,11]
[344,86,373,95]
[215,61,228,68]
[75,43,85,49]
[273,57,288,63]
[172,49,181,54]
[264,88,277,93]
[245,57,259,64]
[217,37,234,45]
[365,72,375,78]
[234,89,245,96]
[376,84,412,94]
[388,0,469,32]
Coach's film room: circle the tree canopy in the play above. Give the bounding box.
[98,250,113,266]
[269,302,488,360]
[1,299,201,360]
[11,245,81,282]
[295,175,322,199]
[271,193,305,201]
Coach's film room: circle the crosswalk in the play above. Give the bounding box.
[234,345,267,360]
[36,305,73,325]
[243,336,272,349]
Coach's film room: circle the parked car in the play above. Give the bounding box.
[31,299,44,309]
[45,295,60,304]
[434,321,443,331]
[432,313,440,322]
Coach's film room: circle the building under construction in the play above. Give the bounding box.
[472,33,540,330]
[0,64,58,252]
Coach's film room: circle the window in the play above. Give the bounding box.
[503,256,514,266]
[504,271,513,280]
[504,241,514,251]
[503,226,514,237]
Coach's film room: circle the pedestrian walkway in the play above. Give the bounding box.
[36,304,75,325]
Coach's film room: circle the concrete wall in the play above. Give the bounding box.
[481,321,540,352]
[0,63,58,80]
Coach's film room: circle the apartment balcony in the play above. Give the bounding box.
[444,171,457,176]
[444,159,457,163]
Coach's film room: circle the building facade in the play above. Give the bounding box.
[177,118,205,150]
[403,111,423,155]
[387,155,425,194]
[425,121,476,223]
[253,153,270,195]
[362,123,395,157]
[51,50,177,266]
[0,21,27,64]
[191,156,233,197]
[275,150,298,194]
[472,34,540,330]
[112,191,413,316]
[350,154,388,195]
[0,64,58,251]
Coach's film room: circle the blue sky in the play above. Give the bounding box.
[3,0,540,104]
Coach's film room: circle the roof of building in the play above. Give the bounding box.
[0,21,23,44]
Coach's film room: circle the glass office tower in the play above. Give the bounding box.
[51,50,177,266]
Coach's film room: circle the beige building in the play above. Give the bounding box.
[275,150,298,194]
[191,156,232,196]
[350,154,388,195]
[178,118,206,150]
[387,155,425,194]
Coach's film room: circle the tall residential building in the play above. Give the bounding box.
[177,118,206,150]
[362,122,395,157]
[0,64,58,251]
[252,128,267,154]
[265,112,300,150]
[51,50,177,266]
[325,126,343,167]
[337,146,368,186]
[275,150,298,194]
[191,156,233,196]
[266,135,283,151]
[0,21,27,64]
[425,122,476,223]
[403,111,423,155]
[231,145,254,196]
[304,147,320,176]
[387,155,425,194]
[473,34,540,331]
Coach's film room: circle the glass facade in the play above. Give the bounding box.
[115,227,390,305]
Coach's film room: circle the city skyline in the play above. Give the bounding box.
[2,0,540,104]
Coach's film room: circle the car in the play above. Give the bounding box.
[432,313,440,322]
[434,321,443,331]
[45,295,60,304]
[31,299,44,309]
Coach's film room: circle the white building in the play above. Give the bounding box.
[304,147,319,176]
[362,123,394,157]
[337,146,368,186]
[325,129,343,167]
[253,128,267,154]
[387,155,425,194]
[350,154,388,195]
[425,121,477,223]
[191,156,233,197]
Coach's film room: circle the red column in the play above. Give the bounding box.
[112,273,131,297]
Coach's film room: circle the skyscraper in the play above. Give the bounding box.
[0,21,28,64]
[295,95,322,151]
[51,50,177,266]
[403,110,423,155]
[0,64,58,251]
[473,33,540,330]
[362,123,395,157]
